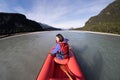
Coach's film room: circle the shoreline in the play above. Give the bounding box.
[70,30,120,36]
[0,30,120,40]
[0,31,51,40]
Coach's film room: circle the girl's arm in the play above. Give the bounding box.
[51,44,60,55]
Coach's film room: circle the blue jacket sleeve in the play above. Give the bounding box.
[51,44,60,55]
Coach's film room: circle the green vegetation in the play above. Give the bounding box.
[76,0,120,34]
[0,13,43,36]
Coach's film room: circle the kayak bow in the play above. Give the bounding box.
[37,50,85,80]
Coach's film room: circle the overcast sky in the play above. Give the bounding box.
[0,0,114,29]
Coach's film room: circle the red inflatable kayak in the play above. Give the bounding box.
[37,50,85,80]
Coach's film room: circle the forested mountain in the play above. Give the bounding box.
[0,13,44,35]
[40,23,61,31]
[77,0,120,34]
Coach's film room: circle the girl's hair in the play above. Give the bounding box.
[56,34,64,42]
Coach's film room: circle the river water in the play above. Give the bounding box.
[0,31,120,80]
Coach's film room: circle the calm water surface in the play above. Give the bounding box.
[0,31,120,80]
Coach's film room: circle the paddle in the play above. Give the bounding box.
[60,65,73,80]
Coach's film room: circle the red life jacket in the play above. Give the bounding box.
[58,42,69,59]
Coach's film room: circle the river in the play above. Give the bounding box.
[0,31,120,80]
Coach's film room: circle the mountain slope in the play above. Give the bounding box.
[40,23,61,31]
[0,13,44,35]
[77,0,120,34]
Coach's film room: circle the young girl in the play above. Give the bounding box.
[51,34,69,59]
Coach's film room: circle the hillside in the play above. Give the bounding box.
[40,23,61,31]
[77,0,120,34]
[0,13,44,36]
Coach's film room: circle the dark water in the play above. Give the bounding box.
[0,31,120,80]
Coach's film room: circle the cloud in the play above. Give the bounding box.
[75,0,114,16]
[0,0,10,12]
[14,6,27,13]
[0,0,115,29]
[25,0,72,23]
[50,19,88,29]
[25,0,114,29]
[24,0,83,25]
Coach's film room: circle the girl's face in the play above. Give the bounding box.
[56,37,60,43]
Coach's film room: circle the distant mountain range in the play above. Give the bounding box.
[40,23,61,31]
[76,0,120,34]
[0,12,60,36]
